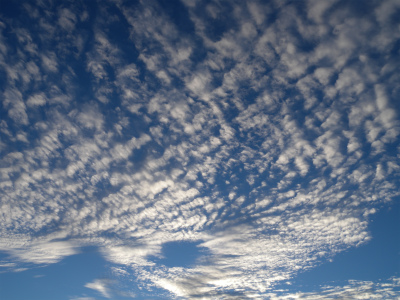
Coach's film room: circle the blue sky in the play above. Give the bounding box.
[0,0,399,299]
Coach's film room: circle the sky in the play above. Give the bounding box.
[0,0,399,299]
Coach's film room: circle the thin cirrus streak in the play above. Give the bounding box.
[0,0,399,299]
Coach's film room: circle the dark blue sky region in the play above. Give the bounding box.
[0,0,399,299]
[0,247,109,300]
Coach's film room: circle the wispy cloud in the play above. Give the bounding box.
[266,277,400,300]
[85,279,113,298]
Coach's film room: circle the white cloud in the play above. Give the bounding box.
[41,52,59,72]
[58,8,77,31]
[5,241,78,265]
[265,277,400,299]
[3,89,29,125]
[0,0,399,299]
[85,279,112,298]
[27,93,47,107]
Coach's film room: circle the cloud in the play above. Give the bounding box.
[0,240,78,265]
[27,93,47,107]
[85,279,113,298]
[2,89,29,125]
[58,8,77,31]
[41,52,59,73]
[0,0,399,299]
[265,277,400,299]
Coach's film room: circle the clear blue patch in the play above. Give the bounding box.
[152,240,208,268]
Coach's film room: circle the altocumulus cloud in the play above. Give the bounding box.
[0,0,399,299]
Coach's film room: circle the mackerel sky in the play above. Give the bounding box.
[0,0,400,299]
